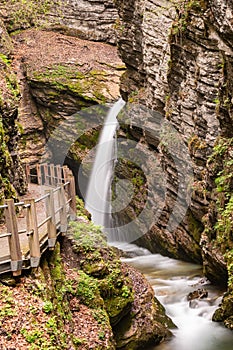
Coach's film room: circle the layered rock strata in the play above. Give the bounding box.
[114,0,233,328]
[11,29,124,165]
[0,0,118,43]
[115,0,233,281]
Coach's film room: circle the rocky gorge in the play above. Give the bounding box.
[0,0,232,347]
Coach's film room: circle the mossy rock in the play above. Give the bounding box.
[28,63,109,104]
[213,291,233,329]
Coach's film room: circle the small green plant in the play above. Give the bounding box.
[98,331,105,340]
[76,270,103,308]
[43,300,53,314]
[0,54,10,66]
[121,285,131,298]
[73,337,87,345]
[20,328,44,344]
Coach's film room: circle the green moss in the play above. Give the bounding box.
[68,217,134,325]
[30,64,108,104]
[205,137,233,328]
[0,53,11,66]
[2,0,61,32]
[75,270,104,308]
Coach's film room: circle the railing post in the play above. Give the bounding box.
[4,199,22,276]
[45,190,57,249]
[62,165,69,184]
[58,185,67,233]
[25,164,30,183]
[44,163,49,185]
[36,164,42,185]
[56,164,62,185]
[50,163,55,187]
[24,199,41,267]
[68,174,77,221]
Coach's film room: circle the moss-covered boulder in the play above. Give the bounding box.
[114,264,174,349]
[63,200,174,349]
[213,291,233,330]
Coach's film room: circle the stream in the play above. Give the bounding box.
[84,99,233,348]
[111,242,233,350]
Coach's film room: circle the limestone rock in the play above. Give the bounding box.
[115,0,233,329]
[11,29,125,165]
[114,264,174,349]
[0,0,118,43]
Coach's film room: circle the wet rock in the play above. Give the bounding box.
[187,288,208,301]
[114,264,174,349]
[213,291,233,330]
[64,216,174,349]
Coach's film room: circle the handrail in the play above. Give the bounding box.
[0,163,77,276]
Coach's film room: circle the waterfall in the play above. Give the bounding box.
[85,98,125,229]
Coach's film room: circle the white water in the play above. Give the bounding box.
[85,98,125,226]
[85,99,233,348]
[111,242,233,350]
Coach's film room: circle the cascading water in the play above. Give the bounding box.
[85,98,125,228]
[85,99,233,349]
[112,242,233,350]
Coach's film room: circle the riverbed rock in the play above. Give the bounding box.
[187,288,208,301]
[114,264,174,349]
[212,291,233,330]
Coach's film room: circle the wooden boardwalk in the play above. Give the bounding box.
[0,164,77,276]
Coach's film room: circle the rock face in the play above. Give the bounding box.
[11,29,124,165]
[115,0,231,270]
[0,0,118,43]
[114,0,233,328]
[0,19,27,208]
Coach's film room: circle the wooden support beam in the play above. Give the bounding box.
[50,163,55,187]
[25,199,41,268]
[36,164,42,185]
[44,163,49,185]
[56,165,62,185]
[62,165,69,184]
[25,164,30,183]
[45,190,57,249]
[4,199,22,276]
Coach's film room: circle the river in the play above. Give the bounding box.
[111,242,233,350]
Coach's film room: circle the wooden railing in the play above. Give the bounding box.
[0,164,76,276]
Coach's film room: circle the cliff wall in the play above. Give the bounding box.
[115,0,233,281]
[0,19,27,208]
[0,0,118,43]
[115,0,233,328]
